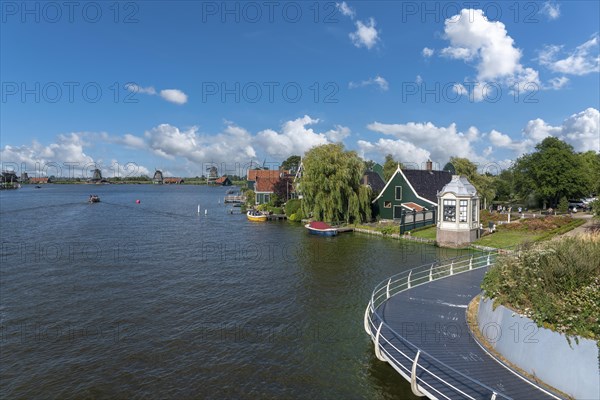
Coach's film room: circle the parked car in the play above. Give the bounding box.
[568,199,587,211]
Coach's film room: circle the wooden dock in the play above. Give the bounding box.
[266,214,287,220]
[224,195,245,203]
[336,226,354,233]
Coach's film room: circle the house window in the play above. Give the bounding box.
[472,200,478,223]
[443,199,456,222]
[459,200,468,222]
[384,201,392,208]
[264,194,270,204]
[395,186,402,201]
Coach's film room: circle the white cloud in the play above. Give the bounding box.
[415,75,423,84]
[255,116,330,159]
[348,75,389,91]
[0,133,150,177]
[443,9,527,81]
[545,76,569,90]
[440,8,540,100]
[325,125,351,142]
[489,108,600,154]
[336,2,355,19]
[422,47,434,58]
[363,121,483,164]
[541,2,561,20]
[125,83,157,95]
[350,18,379,49]
[160,89,188,105]
[538,35,600,75]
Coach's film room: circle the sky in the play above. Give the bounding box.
[1,0,599,178]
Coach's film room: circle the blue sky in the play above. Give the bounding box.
[1,1,599,178]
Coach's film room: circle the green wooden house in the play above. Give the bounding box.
[372,162,452,232]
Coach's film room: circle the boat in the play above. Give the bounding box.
[88,195,100,203]
[35,185,42,189]
[247,210,267,222]
[305,221,338,236]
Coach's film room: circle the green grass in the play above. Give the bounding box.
[409,226,437,239]
[474,217,585,249]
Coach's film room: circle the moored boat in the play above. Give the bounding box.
[305,221,338,236]
[247,210,267,222]
[88,195,100,203]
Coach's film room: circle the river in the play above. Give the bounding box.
[0,184,467,399]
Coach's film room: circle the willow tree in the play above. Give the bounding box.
[300,143,371,223]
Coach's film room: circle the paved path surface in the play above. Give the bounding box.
[377,268,561,400]
[560,213,594,237]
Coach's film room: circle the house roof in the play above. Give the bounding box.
[363,171,385,194]
[402,169,452,203]
[215,176,229,184]
[402,202,426,212]
[255,176,277,192]
[247,169,287,181]
[164,177,183,183]
[373,166,452,205]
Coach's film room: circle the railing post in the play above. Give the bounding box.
[487,254,491,266]
[450,261,453,275]
[374,322,386,362]
[490,392,497,400]
[407,270,412,289]
[386,278,391,299]
[364,302,372,335]
[469,256,473,270]
[411,350,425,397]
[429,264,433,281]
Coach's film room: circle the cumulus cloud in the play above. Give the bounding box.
[541,1,561,20]
[545,76,569,90]
[0,133,150,178]
[538,35,600,75]
[336,1,355,19]
[440,9,540,100]
[160,89,188,105]
[348,75,389,91]
[325,125,351,142]
[255,116,330,159]
[488,108,600,154]
[350,18,380,49]
[361,121,483,164]
[125,83,188,104]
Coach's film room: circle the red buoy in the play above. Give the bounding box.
[136,199,141,204]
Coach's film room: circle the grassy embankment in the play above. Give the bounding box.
[481,231,600,342]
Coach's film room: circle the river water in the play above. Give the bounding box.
[0,184,467,399]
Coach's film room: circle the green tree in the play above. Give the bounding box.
[579,151,600,196]
[448,157,496,207]
[272,176,293,204]
[513,137,587,207]
[300,143,372,223]
[558,196,569,213]
[383,154,402,181]
[281,155,301,172]
[363,159,376,171]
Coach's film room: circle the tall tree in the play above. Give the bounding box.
[300,144,371,223]
[448,157,496,206]
[383,154,402,181]
[272,176,294,203]
[513,137,587,206]
[281,155,301,172]
[579,151,600,196]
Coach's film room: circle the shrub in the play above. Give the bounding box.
[380,225,398,235]
[285,199,301,216]
[482,234,600,341]
[288,213,303,222]
[590,199,600,217]
[558,196,569,213]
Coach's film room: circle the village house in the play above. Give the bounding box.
[247,169,290,204]
[214,176,232,186]
[372,161,452,233]
[29,177,51,184]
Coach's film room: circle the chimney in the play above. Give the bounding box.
[426,160,432,171]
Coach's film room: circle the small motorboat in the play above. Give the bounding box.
[89,195,100,203]
[35,185,42,189]
[247,210,267,222]
[305,221,338,236]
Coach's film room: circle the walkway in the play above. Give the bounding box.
[365,255,562,400]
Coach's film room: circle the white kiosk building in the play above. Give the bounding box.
[436,175,480,247]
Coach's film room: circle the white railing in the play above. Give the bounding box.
[364,251,510,400]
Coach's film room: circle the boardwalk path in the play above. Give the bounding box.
[370,266,561,399]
